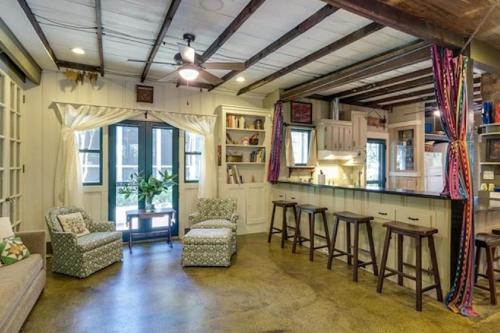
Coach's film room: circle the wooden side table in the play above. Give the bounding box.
[125,208,176,253]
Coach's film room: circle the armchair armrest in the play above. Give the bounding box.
[87,221,116,232]
[16,230,46,268]
[230,212,239,225]
[51,231,78,254]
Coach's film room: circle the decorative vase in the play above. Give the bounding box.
[145,197,155,212]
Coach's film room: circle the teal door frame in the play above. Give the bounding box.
[108,120,179,240]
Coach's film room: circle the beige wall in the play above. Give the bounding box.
[22,70,264,233]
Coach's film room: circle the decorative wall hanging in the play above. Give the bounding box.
[268,102,284,182]
[63,70,100,88]
[290,101,312,124]
[136,85,154,103]
[432,45,476,316]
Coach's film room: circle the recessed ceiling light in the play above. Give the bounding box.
[236,76,246,83]
[200,0,223,11]
[72,47,85,55]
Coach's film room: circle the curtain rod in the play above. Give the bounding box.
[51,101,218,118]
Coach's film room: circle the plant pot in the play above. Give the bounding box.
[145,198,155,212]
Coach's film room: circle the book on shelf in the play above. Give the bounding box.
[250,149,266,163]
[227,165,243,184]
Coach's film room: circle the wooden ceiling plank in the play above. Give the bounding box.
[330,68,433,99]
[237,22,384,96]
[388,92,481,108]
[320,0,464,48]
[210,4,338,91]
[95,0,104,76]
[57,60,101,73]
[140,0,182,82]
[365,87,436,106]
[17,0,59,68]
[281,40,430,100]
[201,0,267,62]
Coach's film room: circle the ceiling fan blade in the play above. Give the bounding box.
[203,62,245,71]
[158,70,179,82]
[177,43,195,63]
[198,69,223,85]
[128,59,177,66]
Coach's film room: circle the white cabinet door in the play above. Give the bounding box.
[246,184,266,225]
[343,126,353,151]
[0,70,22,231]
[352,112,367,151]
[222,186,246,228]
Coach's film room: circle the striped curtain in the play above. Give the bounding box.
[431,45,476,316]
[267,102,284,182]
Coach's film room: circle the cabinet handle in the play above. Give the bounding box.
[378,212,388,216]
[408,217,419,221]
[290,197,296,200]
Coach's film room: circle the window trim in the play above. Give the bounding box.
[184,132,202,183]
[290,128,311,166]
[79,128,103,186]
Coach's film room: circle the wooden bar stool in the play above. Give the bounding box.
[474,233,500,305]
[292,204,331,261]
[327,211,378,282]
[376,221,443,312]
[268,200,298,248]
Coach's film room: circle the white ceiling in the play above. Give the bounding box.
[1,0,433,101]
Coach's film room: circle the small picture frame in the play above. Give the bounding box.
[136,85,154,103]
[486,138,500,162]
[290,101,312,124]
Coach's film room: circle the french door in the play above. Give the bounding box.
[108,120,179,241]
[366,139,386,188]
[0,69,22,231]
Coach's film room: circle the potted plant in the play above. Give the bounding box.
[119,171,177,212]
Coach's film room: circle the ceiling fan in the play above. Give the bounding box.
[128,33,245,84]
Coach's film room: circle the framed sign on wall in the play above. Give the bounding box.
[486,137,500,162]
[290,101,312,124]
[136,85,154,103]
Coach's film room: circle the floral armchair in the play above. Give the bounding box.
[188,198,238,253]
[45,207,123,278]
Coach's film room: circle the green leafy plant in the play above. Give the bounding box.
[118,171,177,210]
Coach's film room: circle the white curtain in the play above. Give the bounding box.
[54,103,142,206]
[150,111,217,198]
[285,127,317,167]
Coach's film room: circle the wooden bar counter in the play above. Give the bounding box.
[271,180,462,292]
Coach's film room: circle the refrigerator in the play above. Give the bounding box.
[424,150,445,193]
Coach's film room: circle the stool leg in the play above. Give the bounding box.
[486,246,497,305]
[309,213,314,261]
[428,235,443,302]
[416,236,423,312]
[397,234,404,286]
[346,222,352,266]
[366,222,378,277]
[293,206,302,246]
[377,228,392,293]
[327,216,339,270]
[353,221,359,282]
[281,207,287,249]
[321,211,331,257]
[474,245,482,285]
[292,208,302,254]
[268,204,276,243]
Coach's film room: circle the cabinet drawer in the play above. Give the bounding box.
[395,198,433,227]
[365,192,398,222]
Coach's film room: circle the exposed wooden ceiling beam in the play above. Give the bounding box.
[281,40,430,100]
[17,0,59,69]
[57,60,101,73]
[341,76,434,103]
[141,0,181,82]
[95,0,104,76]
[210,4,338,91]
[389,92,481,108]
[330,68,433,99]
[201,0,266,62]
[320,0,464,48]
[366,87,435,106]
[238,22,383,96]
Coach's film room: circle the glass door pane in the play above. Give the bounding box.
[151,127,173,228]
[366,139,386,188]
[115,125,139,231]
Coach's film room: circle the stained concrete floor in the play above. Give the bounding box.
[21,233,500,333]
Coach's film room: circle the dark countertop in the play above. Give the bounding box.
[272,180,451,200]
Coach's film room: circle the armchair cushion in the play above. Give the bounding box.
[0,237,30,265]
[57,212,90,237]
[76,232,122,252]
[191,219,237,232]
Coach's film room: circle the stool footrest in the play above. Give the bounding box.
[384,267,416,281]
[313,244,329,251]
[421,284,440,293]
[475,284,492,291]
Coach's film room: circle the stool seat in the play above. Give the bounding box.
[272,200,297,207]
[476,233,500,247]
[334,211,373,222]
[384,221,438,237]
[297,204,327,213]
[492,228,500,236]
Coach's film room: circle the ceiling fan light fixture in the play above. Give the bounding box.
[236,76,246,83]
[71,47,85,55]
[179,66,199,81]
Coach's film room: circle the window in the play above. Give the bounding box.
[366,139,386,188]
[290,129,311,165]
[78,128,102,185]
[184,132,203,182]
